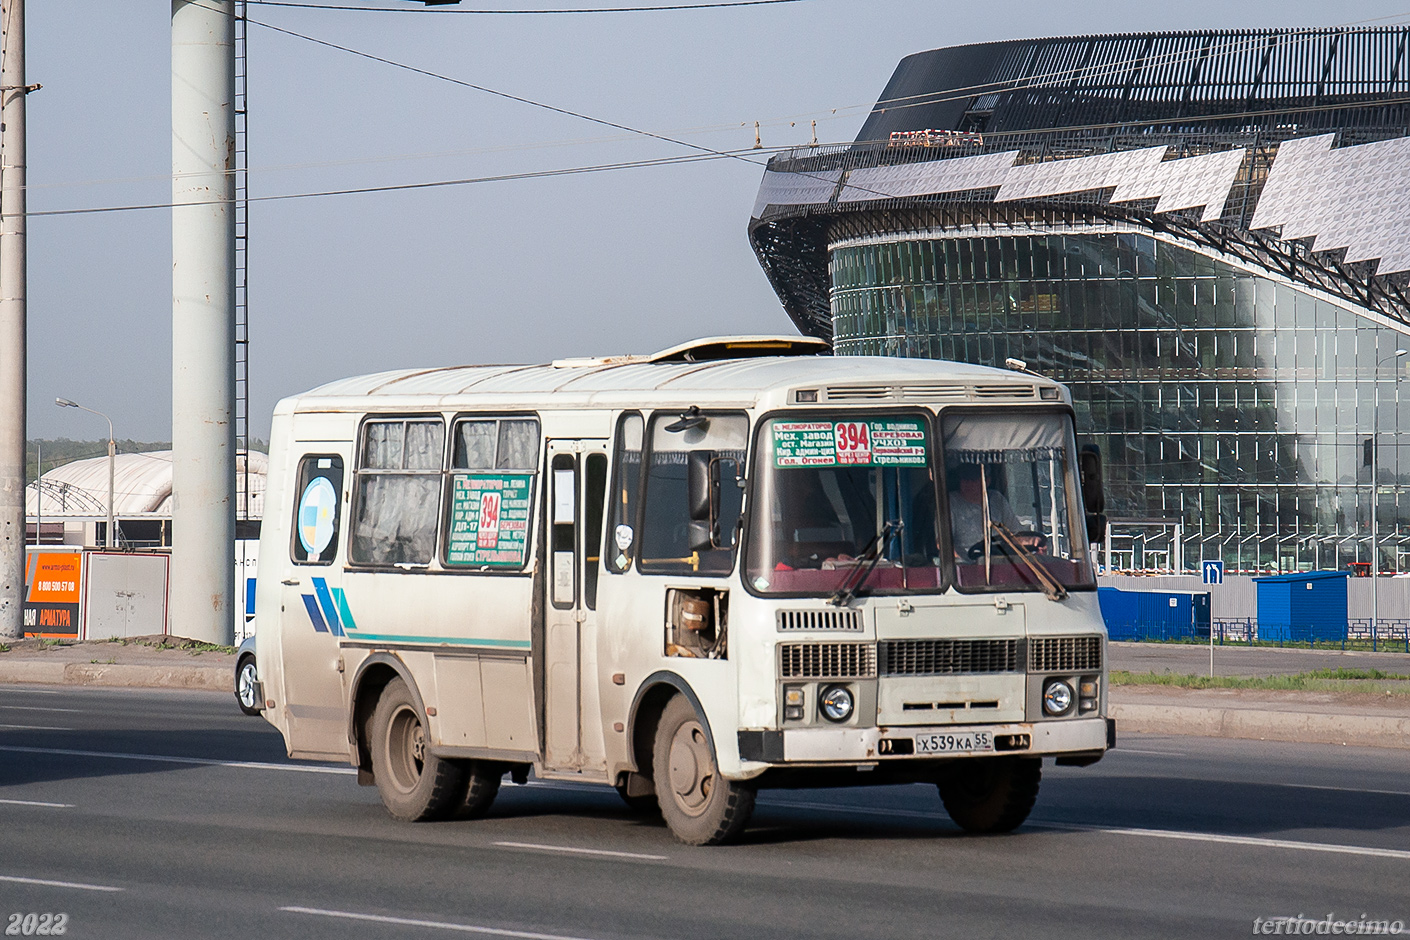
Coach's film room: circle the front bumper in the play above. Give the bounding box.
[739,716,1112,765]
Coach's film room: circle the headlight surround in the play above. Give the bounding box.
[819,685,854,723]
[1042,679,1074,717]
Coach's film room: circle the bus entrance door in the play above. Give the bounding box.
[543,440,609,776]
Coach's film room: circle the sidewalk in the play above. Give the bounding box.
[1,636,1406,748]
[1110,640,1410,678]
[0,636,234,692]
[1109,685,1410,749]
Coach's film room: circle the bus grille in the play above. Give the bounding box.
[879,638,1020,676]
[776,609,864,632]
[778,642,877,679]
[1028,636,1103,673]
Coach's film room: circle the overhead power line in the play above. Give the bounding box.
[247,0,806,11]
[241,8,769,166]
[24,147,782,219]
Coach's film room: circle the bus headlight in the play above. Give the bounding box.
[1043,679,1074,717]
[819,685,854,723]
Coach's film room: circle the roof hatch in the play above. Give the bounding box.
[553,335,830,368]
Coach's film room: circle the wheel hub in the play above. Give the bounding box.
[386,705,425,794]
[667,721,713,815]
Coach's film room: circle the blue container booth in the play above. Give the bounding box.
[1251,570,1348,642]
[1098,587,1207,641]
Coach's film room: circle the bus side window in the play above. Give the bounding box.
[443,416,540,571]
[639,411,748,576]
[350,418,445,567]
[291,455,344,565]
[606,413,643,573]
[583,453,607,608]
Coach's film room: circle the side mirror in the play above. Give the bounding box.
[1079,444,1106,544]
[687,450,716,552]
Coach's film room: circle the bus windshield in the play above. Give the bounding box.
[745,411,1094,597]
[942,412,1093,592]
[746,416,943,595]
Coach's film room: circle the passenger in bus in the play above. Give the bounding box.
[948,462,1026,555]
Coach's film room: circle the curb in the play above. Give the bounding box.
[0,661,231,693]
[1111,702,1410,749]
[2,664,1405,750]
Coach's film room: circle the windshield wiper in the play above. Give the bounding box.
[828,520,900,607]
[990,521,1067,601]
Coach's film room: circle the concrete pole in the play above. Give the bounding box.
[104,423,114,548]
[0,0,28,640]
[172,0,236,644]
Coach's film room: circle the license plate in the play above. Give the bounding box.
[914,730,995,754]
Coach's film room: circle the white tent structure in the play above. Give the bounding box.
[25,451,266,547]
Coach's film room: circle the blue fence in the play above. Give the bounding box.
[1108,617,1410,652]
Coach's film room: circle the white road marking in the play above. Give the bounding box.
[281,906,606,939]
[492,841,667,861]
[0,688,63,694]
[1112,748,1186,756]
[0,798,72,808]
[1288,783,1410,798]
[0,745,355,775]
[760,799,1410,862]
[1037,821,1410,861]
[0,723,73,731]
[0,705,85,713]
[0,874,122,892]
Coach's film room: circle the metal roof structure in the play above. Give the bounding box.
[749,27,1410,338]
[26,451,267,520]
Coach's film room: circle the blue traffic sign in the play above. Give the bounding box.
[1202,560,1224,585]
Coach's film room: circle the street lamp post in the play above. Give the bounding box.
[1371,349,1407,639]
[55,398,115,549]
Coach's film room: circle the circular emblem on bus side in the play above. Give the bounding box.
[298,476,338,556]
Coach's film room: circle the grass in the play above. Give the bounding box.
[1111,668,1410,695]
[0,642,8,654]
[136,636,236,656]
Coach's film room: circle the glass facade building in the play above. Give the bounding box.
[828,231,1410,572]
[749,29,1410,574]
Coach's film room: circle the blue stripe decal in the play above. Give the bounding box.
[312,577,343,637]
[332,588,358,633]
[339,632,531,649]
[301,594,330,633]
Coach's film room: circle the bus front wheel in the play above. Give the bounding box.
[937,756,1041,833]
[369,678,467,822]
[651,695,754,845]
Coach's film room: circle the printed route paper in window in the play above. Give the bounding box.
[447,473,534,567]
[772,418,928,468]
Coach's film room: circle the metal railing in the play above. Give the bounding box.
[1107,617,1410,652]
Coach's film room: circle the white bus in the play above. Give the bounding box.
[255,336,1112,845]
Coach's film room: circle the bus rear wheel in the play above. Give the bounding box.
[457,761,503,819]
[370,678,467,822]
[651,695,754,845]
[937,756,1041,834]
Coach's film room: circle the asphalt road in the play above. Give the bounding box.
[1,684,1407,940]
[1110,640,1410,677]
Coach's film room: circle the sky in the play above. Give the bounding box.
[22,0,1410,441]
